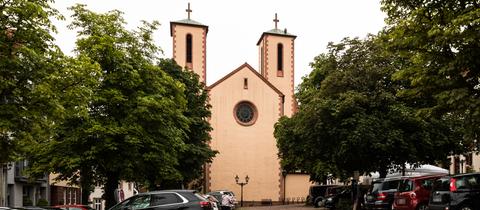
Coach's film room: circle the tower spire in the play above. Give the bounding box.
[186,3,193,19]
[273,13,279,29]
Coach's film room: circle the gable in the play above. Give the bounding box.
[208,63,284,97]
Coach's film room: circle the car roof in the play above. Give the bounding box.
[452,172,480,177]
[402,173,446,180]
[137,189,197,195]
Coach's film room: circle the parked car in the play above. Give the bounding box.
[393,174,445,210]
[206,190,236,209]
[108,190,212,210]
[324,184,369,209]
[428,172,480,210]
[203,194,221,210]
[324,187,352,209]
[54,205,94,210]
[308,185,339,207]
[364,177,402,210]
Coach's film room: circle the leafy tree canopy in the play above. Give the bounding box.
[26,4,190,209]
[0,0,64,163]
[381,0,480,149]
[156,59,217,190]
[276,36,462,181]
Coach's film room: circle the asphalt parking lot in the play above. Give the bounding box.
[238,204,320,210]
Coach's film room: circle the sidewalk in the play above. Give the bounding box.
[237,204,323,210]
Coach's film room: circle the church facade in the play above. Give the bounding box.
[170,5,311,203]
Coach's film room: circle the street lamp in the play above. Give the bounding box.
[235,175,249,207]
[281,170,287,205]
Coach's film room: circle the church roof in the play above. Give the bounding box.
[208,63,284,97]
[170,19,209,36]
[256,28,296,45]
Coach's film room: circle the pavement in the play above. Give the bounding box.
[237,204,323,210]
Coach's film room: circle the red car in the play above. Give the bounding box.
[392,174,445,210]
[54,205,95,210]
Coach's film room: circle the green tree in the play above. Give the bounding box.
[0,0,63,163]
[27,4,189,209]
[381,0,480,151]
[69,5,189,208]
[275,36,461,181]
[156,59,217,190]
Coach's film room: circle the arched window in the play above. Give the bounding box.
[277,43,283,72]
[186,34,192,63]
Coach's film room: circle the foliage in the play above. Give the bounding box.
[156,59,217,190]
[24,4,190,209]
[381,0,480,151]
[0,0,63,163]
[37,198,49,206]
[275,36,461,181]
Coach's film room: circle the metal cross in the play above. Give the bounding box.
[273,13,279,29]
[186,3,192,19]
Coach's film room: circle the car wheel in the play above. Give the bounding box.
[460,206,472,210]
[314,197,325,208]
[416,204,427,210]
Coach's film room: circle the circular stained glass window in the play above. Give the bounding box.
[234,101,257,126]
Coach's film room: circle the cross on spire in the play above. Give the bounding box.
[186,3,192,19]
[273,13,279,29]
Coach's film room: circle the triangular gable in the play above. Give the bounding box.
[208,63,284,97]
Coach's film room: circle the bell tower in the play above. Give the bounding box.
[257,13,297,117]
[170,3,208,83]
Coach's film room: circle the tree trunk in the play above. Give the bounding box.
[80,166,94,205]
[379,166,388,178]
[104,171,119,210]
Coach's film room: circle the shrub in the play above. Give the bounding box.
[37,198,49,206]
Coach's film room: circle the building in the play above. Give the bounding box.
[450,153,480,174]
[169,5,311,204]
[5,161,49,207]
[89,181,136,210]
[49,174,81,206]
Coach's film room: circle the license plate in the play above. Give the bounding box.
[366,195,374,201]
[433,196,442,202]
[397,198,406,205]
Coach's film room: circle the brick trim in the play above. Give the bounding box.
[291,39,296,114]
[202,29,207,83]
[265,35,269,80]
[172,25,177,60]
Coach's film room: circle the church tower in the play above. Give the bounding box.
[170,3,208,83]
[257,13,296,117]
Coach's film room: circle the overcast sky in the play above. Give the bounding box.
[52,0,386,86]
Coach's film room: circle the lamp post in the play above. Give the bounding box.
[235,175,249,207]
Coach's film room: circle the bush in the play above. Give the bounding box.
[37,198,49,206]
[23,197,33,206]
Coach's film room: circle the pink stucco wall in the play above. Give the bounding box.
[208,64,283,202]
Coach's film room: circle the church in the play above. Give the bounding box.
[169,4,312,204]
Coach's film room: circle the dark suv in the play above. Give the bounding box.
[364,177,401,210]
[109,190,212,210]
[429,173,480,210]
[308,185,339,207]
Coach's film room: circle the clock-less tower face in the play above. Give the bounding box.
[170,19,208,84]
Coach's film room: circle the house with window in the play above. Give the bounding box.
[4,161,49,207]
